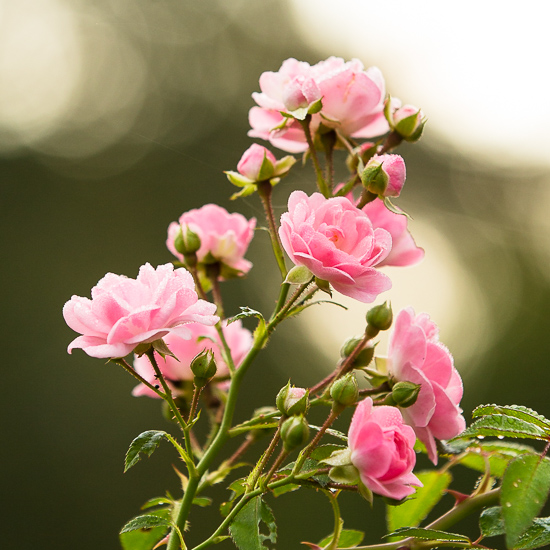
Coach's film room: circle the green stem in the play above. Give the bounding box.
[267,279,313,333]
[324,489,342,550]
[188,386,202,424]
[309,332,371,396]
[257,180,288,279]
[299,116,330,197]
[111,357,167,400]
[166,329,268,550]
[269,282,290,322]
[145,349,189,435]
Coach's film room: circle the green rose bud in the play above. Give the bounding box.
[174,225,201,256]
[280,415,310,451]
[190,348,217,388]
[276,382,309,416]
[330,373,359,409]
[387,381,421,408]
[366,302,393,337]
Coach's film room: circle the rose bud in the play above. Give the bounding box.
[361,154,406,198]
[276,382,310,416]
[280,415,310,451]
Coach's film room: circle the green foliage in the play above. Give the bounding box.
[384,526,470,544]
[124,430,168,472]
[472,405,550,434]
[456,415,549,441]
[227,307,265,325]
[480,507,550,550]
[120,511,172,534]
[119,524,169,550]
[229,496,277,550]
[457,441,537,477]
[479,506,505,538]
[501,454,550,547]
[317,529,364,548]
[387,470,452,532]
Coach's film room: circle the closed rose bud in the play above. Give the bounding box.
[280,415,310,451]
[366,302,393,336]
[330,373,359,409]
[362,154,406,198]
[190,348,217,387]
[388,381,421,408]
[174,226,201,256]
[340,336,363,358]
[237,144,277,181]
[276,383,309,416]
[352,345,375,368]
[393,104,425,142]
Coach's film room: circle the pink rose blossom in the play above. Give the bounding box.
[132,320,252,398]
[63,263,219,359]
[390,98,425,140]
[364,154,406,198]
[362,199,424,267]
[167,204,256,275]
[387,308,466,464]
[349,397,421,500]
[237,144,277,181]
[279,191,392,302]
[249,57,389,153]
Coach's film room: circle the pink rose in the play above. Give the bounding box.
[279,191,392,302]
[63,263,219,359]
[167,204,256,276]
[362,199,424,267]
[248,57,389,153]
[387,308,466,464]
[363,154,406,198]
[237,144,277,181]
[349,397,421,500]
[132,320,252,398]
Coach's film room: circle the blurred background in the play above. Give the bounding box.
[3,0,550,548]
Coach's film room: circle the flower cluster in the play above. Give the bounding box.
[62,54,487,550]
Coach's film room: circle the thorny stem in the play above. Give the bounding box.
[264,447,289,484]
[377,130,403,155]
[257,180,288,279]
[268,279,313,333]
[226,434,256,467]
[248,424,282,489]
[111,357,167,400]
[299,116,330,197]
[309,332,372,396]
[324,489,342,550]
[293,408,341,475]
[188,385,202,424]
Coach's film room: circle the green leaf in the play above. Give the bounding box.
[120,525,169,550]
[125,430,167,472]
[458,441,537,477]
[318,529,364,548]
[229,496,277,550]
[310,444,348,461]
[387,470,452,532]
[270,483,300,497]
[141,496,172,510]
[473,405,550,434]
[120,512,172,534]
[227,307,265,325]
[384,527,470,543]
[516,517,550,549]
[455,415,549,441]
[501,454,550,547]
[193,497,212,507]
[479,506,505,537]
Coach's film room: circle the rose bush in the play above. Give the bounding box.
[167,204,256,277]
[63,263,219,359]
[279,191,392,302]
[132,320,253,398]
[386,307,466,463]
[348,397,421,500]
[249,57,388,153]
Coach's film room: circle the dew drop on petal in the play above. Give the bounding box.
[477,435,485,440]
[497,435,505,440]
